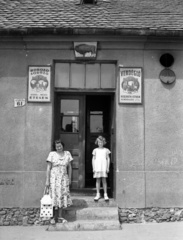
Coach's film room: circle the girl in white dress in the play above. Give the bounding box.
[92,136,111,201]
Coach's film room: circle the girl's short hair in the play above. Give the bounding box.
[95,135,107,145]
[52,139,65,150]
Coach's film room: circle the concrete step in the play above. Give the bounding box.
[70,196,117,208]
[52,195,120,231]
[63,207,119,221]
[47,220,122,231]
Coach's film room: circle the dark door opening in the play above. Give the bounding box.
[85,95,113,196]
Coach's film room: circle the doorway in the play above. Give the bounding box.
[85,95,113,193]
[54,93,114,196]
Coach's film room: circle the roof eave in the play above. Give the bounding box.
[0,27,183,37]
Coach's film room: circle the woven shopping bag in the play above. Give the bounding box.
[40,187,53,218]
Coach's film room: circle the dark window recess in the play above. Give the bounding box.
[160,53,174,68]
[81,0,97,4]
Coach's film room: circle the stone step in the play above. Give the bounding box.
[70,196,117,208]
[71,187,112,197]
[47,220,122,231]
[63,207,119,221]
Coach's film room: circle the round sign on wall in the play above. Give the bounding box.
[159,68,176,84]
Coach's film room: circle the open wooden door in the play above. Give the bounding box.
[54,95,85,189]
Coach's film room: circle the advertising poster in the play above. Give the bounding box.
[28,66,51,102]
[119,67,142,104]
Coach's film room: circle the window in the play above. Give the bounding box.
[55,62,116,89]
[60,100,79,133]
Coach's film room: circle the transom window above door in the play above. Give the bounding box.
[55,62,116,89]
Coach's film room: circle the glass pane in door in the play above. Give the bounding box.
[61,116,79,132]
[90,111,103,133]
[61,100,79,115]
[60,99,79,133]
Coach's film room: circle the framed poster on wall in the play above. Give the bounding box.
[119,67,143,104]
[28,66,51,102]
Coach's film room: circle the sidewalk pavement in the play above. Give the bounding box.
[0,222,183,240]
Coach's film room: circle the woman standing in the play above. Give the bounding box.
[45,139,73,224]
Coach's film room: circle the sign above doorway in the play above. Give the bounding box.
[74,42,97,59]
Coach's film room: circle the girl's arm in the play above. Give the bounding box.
[67,162,72,185]
[45,162,52,187]
[92,155,96,172]
[106,154,110,173]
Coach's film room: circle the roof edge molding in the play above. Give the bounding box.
[1,28,183,38]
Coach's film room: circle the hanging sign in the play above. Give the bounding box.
[28,66,51,102]
[119,67,143,104]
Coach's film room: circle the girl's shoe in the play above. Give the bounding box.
[94,194,101,201]
[104,194,109,201]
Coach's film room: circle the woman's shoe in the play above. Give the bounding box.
[104,194,109,201]
[50,218,56,225]
[94,194,100,201]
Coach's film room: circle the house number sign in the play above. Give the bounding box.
[14,99,26,107]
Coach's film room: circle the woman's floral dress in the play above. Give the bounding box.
[46,151,73,208]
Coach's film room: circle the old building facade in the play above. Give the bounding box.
[0,0,183,218]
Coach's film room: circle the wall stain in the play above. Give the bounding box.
[0,178,15,185]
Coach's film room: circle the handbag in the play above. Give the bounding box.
[40,186,53,218]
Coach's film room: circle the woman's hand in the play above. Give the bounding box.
[45,180,50,188]
[44,183,49,194]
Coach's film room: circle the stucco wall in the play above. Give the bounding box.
[0,38,80,207]
[0,40,60,207]
[0,36,183,208]
[144,49,183,207]
[115,41,183,208]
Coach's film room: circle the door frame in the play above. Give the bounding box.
[54,92,115,194]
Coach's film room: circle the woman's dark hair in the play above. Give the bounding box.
[52,139,65,150]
